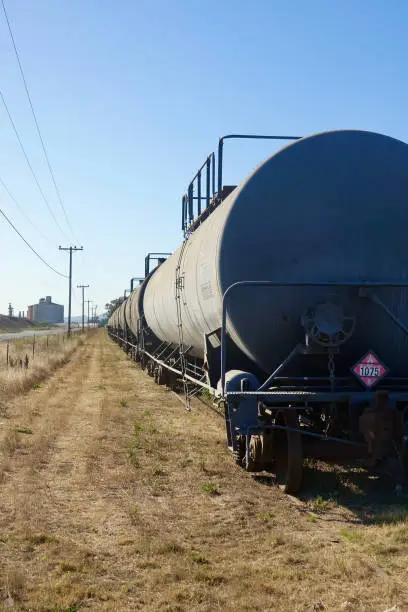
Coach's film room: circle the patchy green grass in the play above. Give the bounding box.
[127,439,140,468]
[340,528,364,544]
[60,562,79,573]
[256,511,273,522]
[307,513,318,523]
[200,482,220,496]
[309,495,333,514]
[190,551,210,565]
[200,388,213,402]
[28,533,57,546]
[13,427,33,435]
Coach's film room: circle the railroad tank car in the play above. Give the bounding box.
[143,129,408,375]
[125,287,142,338]
[108,129,408,493]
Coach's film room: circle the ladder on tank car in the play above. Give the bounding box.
[175,239,194,409]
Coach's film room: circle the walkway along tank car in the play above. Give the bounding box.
[108,130,408,493]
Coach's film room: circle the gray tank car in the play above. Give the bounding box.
[108,129,408,493]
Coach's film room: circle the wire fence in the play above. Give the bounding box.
[0,331,84,372]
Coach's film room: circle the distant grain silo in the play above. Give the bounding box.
[27,296,64,324]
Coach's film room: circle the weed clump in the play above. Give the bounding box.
[309,495,333,514]
[190,551,209,565]
[60,562,78,573]
[14,427,33,435]
[128,439,140,467]
[28,533,57,545]
[256,512,273,522]
[200,482,220,496]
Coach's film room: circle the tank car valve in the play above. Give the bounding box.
[302,294,356,348]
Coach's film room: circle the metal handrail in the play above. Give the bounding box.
[217,134,302,194]
[182,134,303,234]
[144,253,171,277]
[182,153,215,232]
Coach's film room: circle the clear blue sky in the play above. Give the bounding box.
[1,0,407,317]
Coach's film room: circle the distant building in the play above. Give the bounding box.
[27,296,64,324]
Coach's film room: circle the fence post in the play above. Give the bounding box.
[46,335,49,350]
[32,334,35,358]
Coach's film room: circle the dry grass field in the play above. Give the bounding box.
[1,330,408,611]
[0,333,84,404]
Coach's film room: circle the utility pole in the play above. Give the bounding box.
[77,284,89,332]
[59,246,83,336]
[86,300,92,329]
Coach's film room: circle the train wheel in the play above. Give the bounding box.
[245,435,263,472]
[147,361,154,377]
[157,366,168,386]
[164,371,176,390]
[274,409,303,494]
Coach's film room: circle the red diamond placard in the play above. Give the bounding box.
[351,351,389,389]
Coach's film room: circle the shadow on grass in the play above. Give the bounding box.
[252,460,408,524]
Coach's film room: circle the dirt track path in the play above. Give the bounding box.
[0,332,142,609]
[1,332,408,611]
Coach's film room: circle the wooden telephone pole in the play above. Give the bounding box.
[86,300,92,329]
[77,284,89,332]
[59,246,83,336]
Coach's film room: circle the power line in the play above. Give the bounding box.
[0,88,70,241]
[0,202,67,278]
[0,173,56,246]
[1,0,78,243]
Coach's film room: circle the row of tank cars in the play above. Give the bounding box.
[108,129,408,493]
